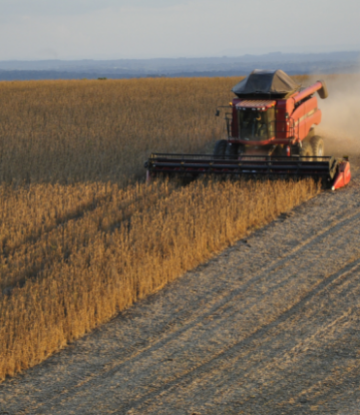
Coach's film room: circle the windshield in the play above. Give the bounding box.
[238,108,275,141]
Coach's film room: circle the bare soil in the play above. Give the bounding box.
[0,155,360,414]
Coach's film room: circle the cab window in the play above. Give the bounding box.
[238,108,275,140]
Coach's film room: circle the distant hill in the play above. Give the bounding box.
[0,51,359,81]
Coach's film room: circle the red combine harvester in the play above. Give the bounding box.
[145,70,351,190]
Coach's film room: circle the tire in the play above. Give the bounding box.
[306,128,315,141]
[310,135,324,157]
[300,141,313,159]
[213,139,227,158]
[225,142,238,159]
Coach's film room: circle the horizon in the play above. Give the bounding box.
[0,49,359,64]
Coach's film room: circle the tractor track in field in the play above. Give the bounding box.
[1,162,360,414]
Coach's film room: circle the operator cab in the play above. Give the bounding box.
[236,101,276,142]
[231,69,300,143]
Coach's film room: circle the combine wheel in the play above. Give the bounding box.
[310,135,324,157]
[225,142,238,159]
[305,128,315,141]
[300,141,313,159]
[213,139,227,158]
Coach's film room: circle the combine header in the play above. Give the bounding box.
[145,70,351,190]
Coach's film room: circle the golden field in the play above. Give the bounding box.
[0,77,318,380]
[0,78,237,184]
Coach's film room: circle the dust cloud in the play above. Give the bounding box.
[315,74,360,158]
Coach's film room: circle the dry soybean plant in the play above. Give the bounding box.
[0,178,320,379]
[0,77,239,185]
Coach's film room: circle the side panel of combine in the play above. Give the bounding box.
[275,99,294,141]
[291,96,322,142]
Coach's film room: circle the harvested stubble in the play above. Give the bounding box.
[0,178,320,379]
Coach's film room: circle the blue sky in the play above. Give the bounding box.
[1,0,359,60]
